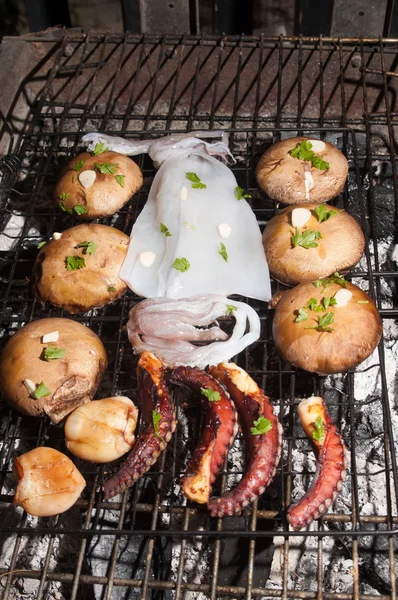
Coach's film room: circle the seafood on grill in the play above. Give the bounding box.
[127,294,261,369]
[82,131,271,302]
[208,362,282,516]
[103,351,177,499]
[170,366,238,503]
[287,396,347,530]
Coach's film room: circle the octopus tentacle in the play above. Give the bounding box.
[103,351,176,499]
[287,396,347,531]
[208,362,282,517]
[170,366,238,504]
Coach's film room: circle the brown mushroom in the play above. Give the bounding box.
[54,151,143,219]
[262,203,365,285]
[256,137,348,204]
[32,224,129,314]
[272,280,382,374]
[0,318,107,422]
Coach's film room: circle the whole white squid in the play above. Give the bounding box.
[83,131,271,302]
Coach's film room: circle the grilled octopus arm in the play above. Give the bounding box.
[287,396,347,531]
[103,351,176,499]
[170,366,238,504]
[208,362,282,517]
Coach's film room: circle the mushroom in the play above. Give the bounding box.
[272,280,382,374]
[255,137,348,204]
[32,223,129,314]
[0,318,107,422]
[262,203,365,285]
[13,447,86,516]
[54,150,143,219]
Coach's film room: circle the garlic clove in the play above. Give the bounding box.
[180,186,188,201]
[78,169,96,189]
[65,396,139,463]
[334,289,353,307]
[13,447,86,517]
[52,232,62,240]
[307,139,326,153]
[291,208,312,228]
[140,251,156,268]
[23,379,36,395]
[218,223,232,239]
[42,330,59,343]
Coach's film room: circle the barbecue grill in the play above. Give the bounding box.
[0,32,397,600]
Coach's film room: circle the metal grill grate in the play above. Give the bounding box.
[0,33,398,600]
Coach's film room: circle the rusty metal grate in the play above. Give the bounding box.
[0,33,398,600]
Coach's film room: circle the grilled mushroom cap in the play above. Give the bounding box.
[272,281,382,374]
[0,318,107,423]
[32,224,129,314]
[255,137,348,204]
[262,203,365,286]
[54,151,143,219]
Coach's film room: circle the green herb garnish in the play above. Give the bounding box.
[306,297,322,312]
[115,174,125,188]
[152,409,166,443]
[313,272,347,291]
[65,256,86,271]
[250,415,273,436]
[356,300,369,304]
[290,140,330,170]
[306,311,335,332]
[73,204,88,215]
[314,204,338,223]
[184,222,197,230]
[291,227,322,249]
[312,415,325,442]
[201,387,221,402]
[226,304,237,315]
[322,296,337,310]
[33,381,51,399]
[173,257,190,272]
[44,347,66,361]
[218,242,228,262]
[59,192,69,201]
[94,162,118,175]
[92,142,109,156]
[59,201,72,214]
[74,241,97,255]
[37,241,46,249]
[108,286,116,292]
[295,307,308,322]
[235,186,251,200]
[185,172,206,189]
[160,223,172,237]
[73,160,85,172]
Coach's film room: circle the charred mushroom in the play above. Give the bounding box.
[256,137,348,204]
[272,279,382,374]
[54,150,143,219]
[262,203,365,285]
[0,318,107,422]
[32,224,129,314]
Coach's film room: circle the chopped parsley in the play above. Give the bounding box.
[291,226,322,249]
[226,304,237,315]
[312,415,325,442]
[185,172,206,189]
[152,409,166,443]
[59,192,70,201]
[313,272,347,290]
[37,241,46,249]
[322,295,337,310]
[314,204,338,223]
[115,174,125,188]
[201,387,221,402]
[33,381,51,399]
[73,204,88,215]
[356,300,369,304]
[295,307,308,322]
[173,257,190,272]
[290,140,330,170]
[108,286,116,292]
[218,242,228,262]
[306,311,335,332]
[92,142,109,156]
[184,222,197,230]
[59,201,72,214]
[72,160,85,172]
[43,347,66,361]
[160,223,172,237]
[74,241,97,255]
[250,415,273,436]
[65,255,86,271]
[235,185,251,200]
[307,297,322,312]
[94,162,118,175]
